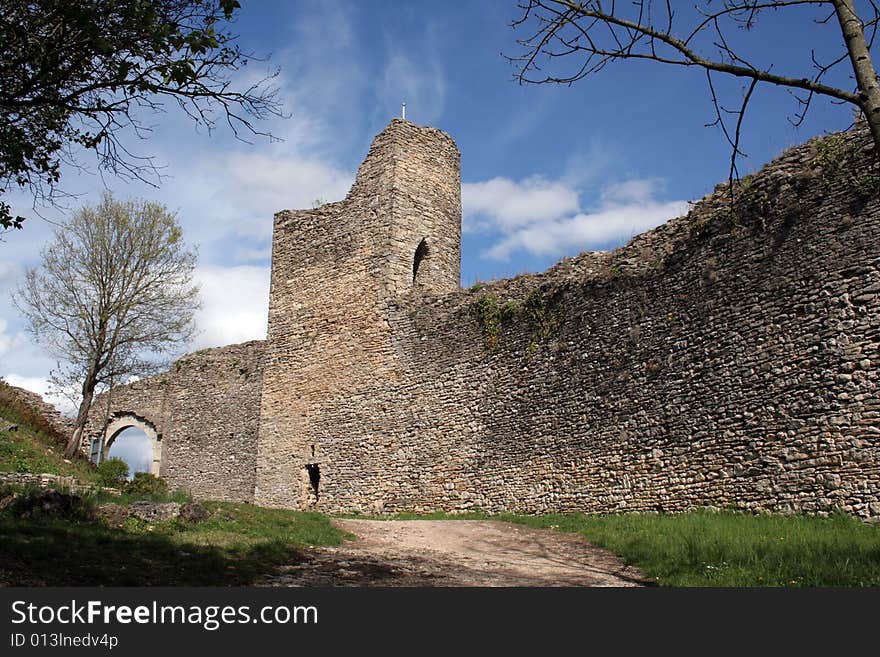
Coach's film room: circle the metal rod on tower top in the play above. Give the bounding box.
[402,102,406,120]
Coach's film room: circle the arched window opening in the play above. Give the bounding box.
[412,237,430,284]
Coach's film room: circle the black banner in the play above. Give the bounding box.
[0,587,876,654]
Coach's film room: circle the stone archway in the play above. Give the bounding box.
[103,414,162,476]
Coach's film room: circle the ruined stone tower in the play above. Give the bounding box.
[254,119,462,508]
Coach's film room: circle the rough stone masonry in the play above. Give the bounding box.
[85,119,880,518]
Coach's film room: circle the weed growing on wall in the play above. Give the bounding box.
[473,288,558,356]
[815,133,879,199]
[474,293,502,352]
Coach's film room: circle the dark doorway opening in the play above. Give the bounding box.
[305,463,321,502]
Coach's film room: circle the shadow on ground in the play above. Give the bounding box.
[0,516,308,586]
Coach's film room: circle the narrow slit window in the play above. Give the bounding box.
[306,463,321,502]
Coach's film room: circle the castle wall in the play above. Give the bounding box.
[82,120,880,520]
[84,340,263,501]
[277,127,880,518]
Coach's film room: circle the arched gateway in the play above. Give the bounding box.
[96,414,162,477]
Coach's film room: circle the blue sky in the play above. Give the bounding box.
[0,0,871,430]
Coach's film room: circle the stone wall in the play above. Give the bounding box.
[0,380,74,440]
[84,340,264,502]
[256,124,880,518]
[0,471,111,496]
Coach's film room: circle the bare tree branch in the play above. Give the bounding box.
[508,0,880,166]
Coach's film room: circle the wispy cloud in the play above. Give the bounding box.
[193,151,353,241]
[0,318,27,360]
[380,51,447,125]
[376,12,448,126]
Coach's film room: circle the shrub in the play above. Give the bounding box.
[124,472,168,497]
[95,458,129,488]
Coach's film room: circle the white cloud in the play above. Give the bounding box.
[234,247,272,263]
[601,179,662,205]
[192,265,270,350]
[0,319,29,364]
[0,319,14,357]
[465,174,687,261]
[0,261,18,283]
[139,149,354,255]
[210,152,352,228]
[463,176,580,231]
[486,198,689,260]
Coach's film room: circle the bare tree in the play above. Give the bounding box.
[509,1,880,181]
[12,193,200,458]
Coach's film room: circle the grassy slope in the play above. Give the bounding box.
[0,384,101,484]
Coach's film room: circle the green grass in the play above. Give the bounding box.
[504,511,880,587]
[91,488,195,505]
[344,509,880,587]
[0,426,102,484]
[0,491,349,585]
[0,383,102,484]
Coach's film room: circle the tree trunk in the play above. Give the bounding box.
[64,383,95,459]
[834,0,880,155]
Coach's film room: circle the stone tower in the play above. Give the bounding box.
[360,118,461,296]
[254,119,462,508]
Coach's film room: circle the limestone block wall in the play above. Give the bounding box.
[275,127,880,518]
[84,340,264,501]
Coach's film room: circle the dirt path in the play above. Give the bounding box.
[260,519,647,587]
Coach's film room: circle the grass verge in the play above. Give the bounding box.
[502,510,880,586]
[0,426,102,485]
[345,509,880,587]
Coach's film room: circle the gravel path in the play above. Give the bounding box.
[259,519,647,587]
